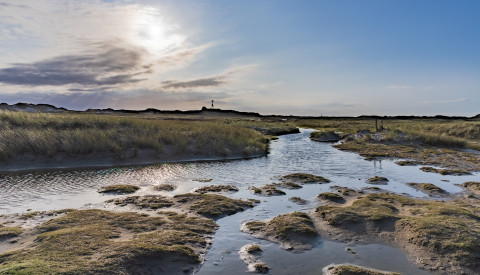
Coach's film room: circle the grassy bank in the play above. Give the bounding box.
[298,118,480,150]
[0,111,270,163]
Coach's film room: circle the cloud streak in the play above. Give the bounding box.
[0,42,151,87]
[160,65,256,90]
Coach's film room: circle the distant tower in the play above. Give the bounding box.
[211,100,214,108]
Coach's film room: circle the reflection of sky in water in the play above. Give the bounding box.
[0,129,476,274]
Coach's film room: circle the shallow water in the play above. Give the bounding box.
[1,129,479,274]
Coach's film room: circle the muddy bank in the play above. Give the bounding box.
[0,149,267,172]
[312,192,480,274]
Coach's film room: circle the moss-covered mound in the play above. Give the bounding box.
[111,195,174,209]
[153,184,176,191]
[367,176,389,185]
[0,210,217,274]
[249,184,286,196]
[420,166,471,176]
[324,264,400,275]
[463,181,480,192]
[314,193,480,274]
[407,183,447,196]
[243,212,317,251]
[289,197,308,205]
[317,192,345,203]
[173,193,256,219]
[281,173,331,183]
[270,181,302,190]
[98,184,140,194]
[194,185,239,194]
[0,227,23,239]
[245,244,262,253]
[395,160,420,166]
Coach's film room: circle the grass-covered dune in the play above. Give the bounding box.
[0,111,272,170]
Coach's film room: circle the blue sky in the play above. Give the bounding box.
[0,0,479,115]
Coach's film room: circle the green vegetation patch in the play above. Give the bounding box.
[407,183,447,196]
[367,176,389,185]
[281,173,331,183]
[271,181,302,190]
[111,195,174,209]
[289,197,308,205]
[245,212,318,240]
[0,111,269,163]
[0,227,23,239]
[245,244,262,253]
[315,193,480,272]
[330,186,362,196]
[253,263,270,273]
[174,193,256,219]
[463,181,480,191]
[194,185,239,194]
[420,166,471,176]
[318,192,345,203]
[325,264,400,275]
[98,184,140,194]
[395,160,420,166]
[249,184,286,196]
[153,184,176,191]
[0,209,217,274]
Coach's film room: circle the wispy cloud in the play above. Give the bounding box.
[0,40,155,88]
[160,65,256,90]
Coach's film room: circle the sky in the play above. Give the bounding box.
[0,0,479,116]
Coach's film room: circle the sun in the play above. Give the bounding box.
[130,6,184,56]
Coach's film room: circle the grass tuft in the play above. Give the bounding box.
[98,184,140,194]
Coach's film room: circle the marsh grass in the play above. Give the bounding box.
[326,264,400,275]
[0,209,217,273]
[194,185,239,194]
[318,192,345,203]
[249,184,286,196]
[98,184,140,194]
[246,212,317,238]
[280,173,331,183]
[245,244,262,253]
[173,193,256,219]
[0,227,23,239]
[0,111,268,161]
[419,166,471,176]
[153,184,176,191]
[407,183,446,195]
[297,118,480,150]
[316,193,480,270]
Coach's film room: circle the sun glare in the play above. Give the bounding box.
[130,7,184,56]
